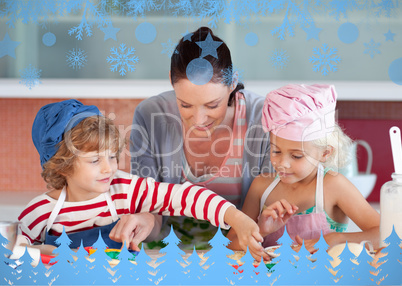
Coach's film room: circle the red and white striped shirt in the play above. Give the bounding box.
[18,170,233,244]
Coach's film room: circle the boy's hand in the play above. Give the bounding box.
[258,199,298,237]
[225,207,269,261]
[109,213,156,251]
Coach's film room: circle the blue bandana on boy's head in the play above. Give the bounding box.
[32,99,102,167]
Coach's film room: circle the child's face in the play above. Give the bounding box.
[65,149,118,201]
[270,134,325,184]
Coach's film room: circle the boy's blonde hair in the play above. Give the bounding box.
[41,116,125,190]
[311,124,353,171]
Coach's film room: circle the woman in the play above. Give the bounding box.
[130,27,272,248]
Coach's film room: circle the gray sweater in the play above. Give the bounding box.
[130,90,272,208]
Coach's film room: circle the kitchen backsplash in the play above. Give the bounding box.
[1,98,401,202]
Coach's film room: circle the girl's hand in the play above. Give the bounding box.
[225,207,270,261]
[258,199,298,237]
[109,213,156,251]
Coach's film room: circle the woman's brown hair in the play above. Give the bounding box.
[170,26,244,106]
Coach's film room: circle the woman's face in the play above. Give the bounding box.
[174,79,233,138]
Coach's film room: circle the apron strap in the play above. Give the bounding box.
[260,176,281,212]
[47,187,119,232]
[315,164,325,213]
[47,186,67,232]
[104,192,119,222]
[260,164,325,215]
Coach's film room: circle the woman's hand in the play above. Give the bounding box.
[109,213,158,251]
[224,206,269,261]
[258,199,298,237]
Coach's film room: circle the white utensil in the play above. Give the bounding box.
[264,246,280,258]
[258,242,280,258]
[390,126,402,174]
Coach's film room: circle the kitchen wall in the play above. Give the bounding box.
[1,96,401,202]
[0,98,142,193]
[337,101,402,202]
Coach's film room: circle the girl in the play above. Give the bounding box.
[19,99,265,258]
[227,84,380,259]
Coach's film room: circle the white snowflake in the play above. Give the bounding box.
[106,43,139,76]
[19,64,42,90]
[309,44,341,76]
[363,38,381,58]
[161,39,177,57]
[269,49,290,70]
[66,48,88,70]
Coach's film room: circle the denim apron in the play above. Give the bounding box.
[44,187,122,249]
[260,164,331,247]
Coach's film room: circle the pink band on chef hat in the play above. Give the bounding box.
[262,84,337,142]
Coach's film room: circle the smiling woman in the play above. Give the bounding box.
[174,80,234,142]
[130,26,273,249]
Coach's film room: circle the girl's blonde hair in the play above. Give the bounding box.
[311,124,353,171]
[41,116,125,190]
